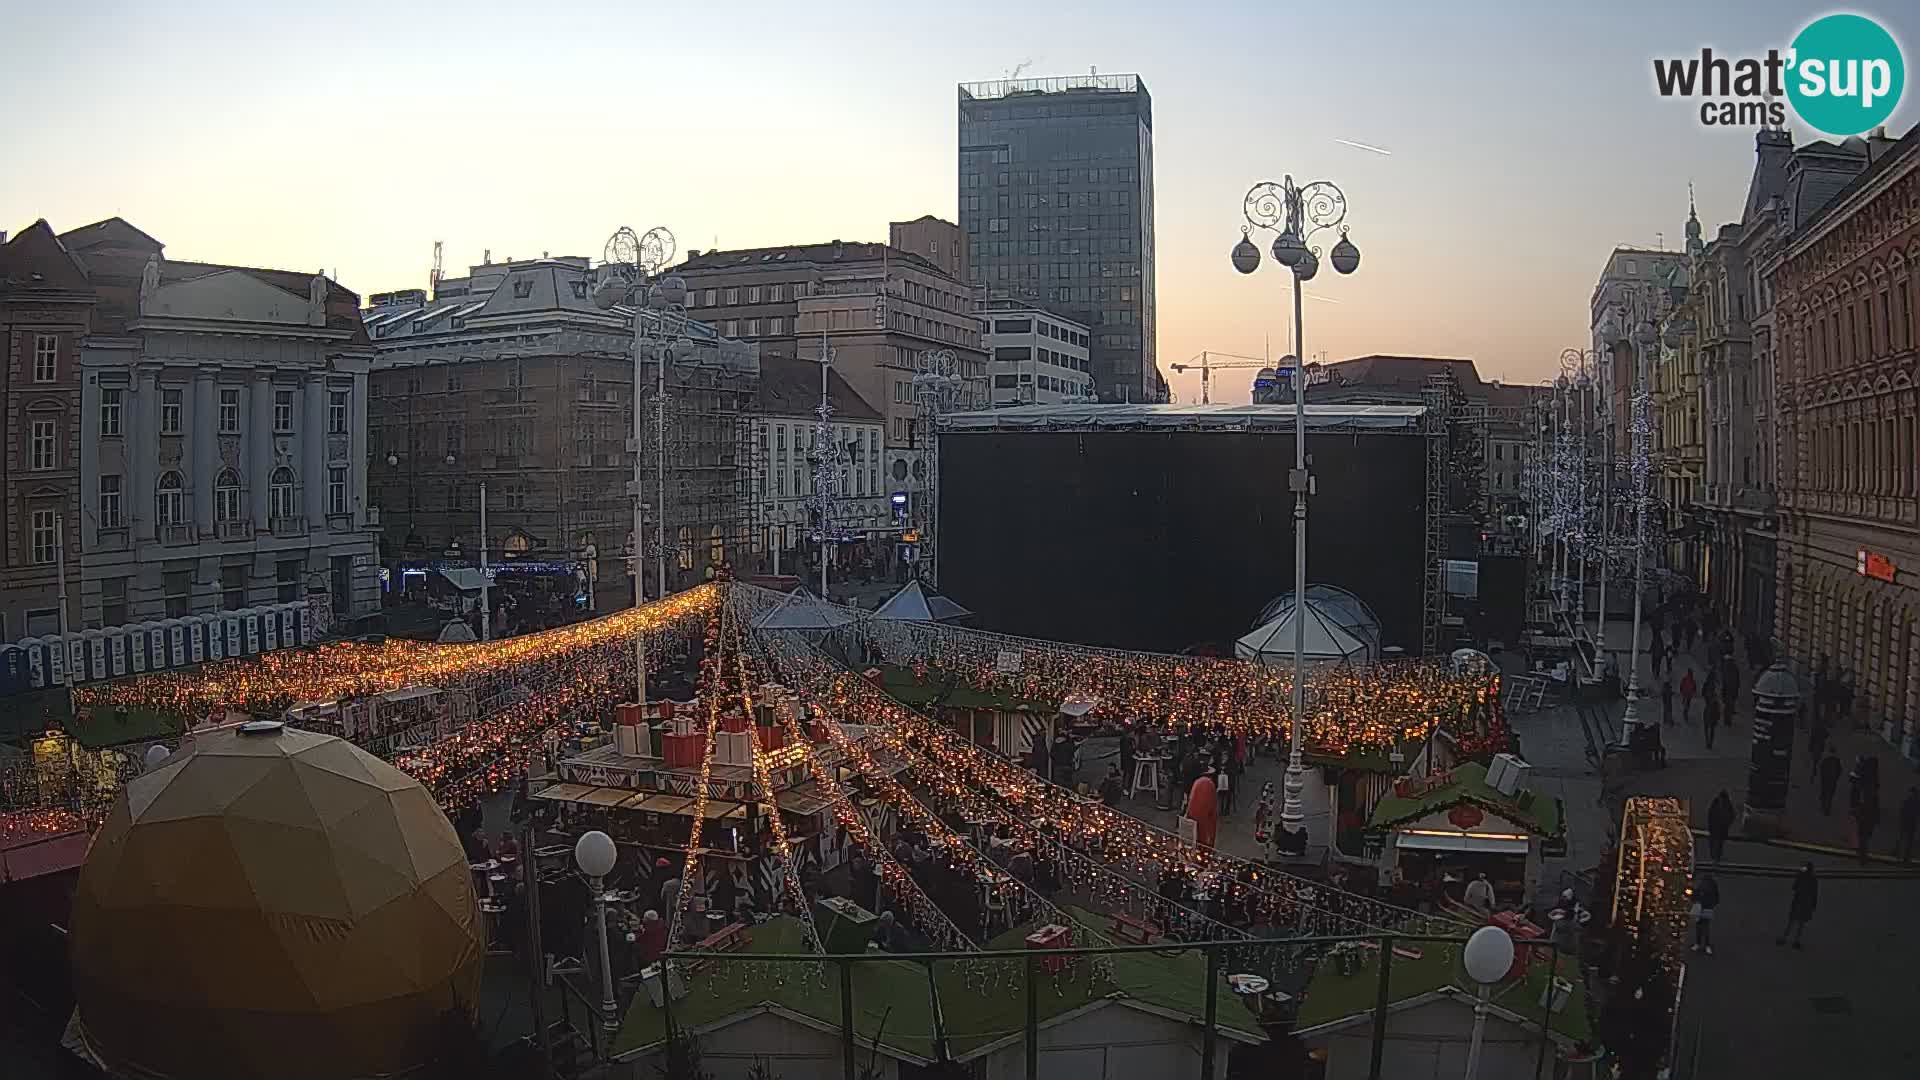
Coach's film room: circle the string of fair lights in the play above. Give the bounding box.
[745,625,1119,980]
[757,683,977,955]
[748,625,1472,942]
[728,611,828,972]
[665,602,729,957]
[732,583,1498,754]
[70,585,718,721]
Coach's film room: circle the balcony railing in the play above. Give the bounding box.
[161,524,194,546]
[217,520,251,541]
[270,517,308,538]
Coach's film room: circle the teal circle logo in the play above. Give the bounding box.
[1787,14,1905,136]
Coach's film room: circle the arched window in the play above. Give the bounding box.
[270,467,298,522]
[214,468,243,524]
[156,471,185,526]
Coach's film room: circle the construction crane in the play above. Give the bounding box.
[1167,350,1269,404]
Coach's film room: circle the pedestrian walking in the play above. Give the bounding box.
[1661,677,1675,726]
[1840,674,1857,730]
[1855,794,1881,864]
[1809,713,1830,765]
[1703,692,1720,749]
[1777,862,1818,948]
[1679,669,1697,723]
[1818,750,1843,815]
[1650,631,1665,679]
[1691,872,1720,955]
[1898,787,1920,864]
[1706,790,1735,862]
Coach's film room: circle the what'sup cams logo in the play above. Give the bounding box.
[1654,12,1905,135]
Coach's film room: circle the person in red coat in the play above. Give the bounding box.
[1186,769,1220,849]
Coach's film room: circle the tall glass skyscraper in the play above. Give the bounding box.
[958,75,1161,403]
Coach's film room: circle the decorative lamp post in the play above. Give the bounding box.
[573,830,622,1036]
[1619,314,1658,735]
[1743,662,1800,837]
[595,225,678,707]
[1231,176,1360,857]
[1462,925,1516,1080]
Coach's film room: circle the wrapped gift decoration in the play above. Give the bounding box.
[756,724,787,751]
[661,732,706,768]
[715,730,753,766]
[1024,923,1073,975]
[719,712,750,734]
[806,720,831,744]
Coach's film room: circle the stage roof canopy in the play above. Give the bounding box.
[941,402,1426,433]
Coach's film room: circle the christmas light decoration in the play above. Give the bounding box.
[749,624,1470,943]
[734,583,1500,756]
[1611,797,1693,976]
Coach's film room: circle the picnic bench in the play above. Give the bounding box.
[1109,912,1161,945]
[685,921,752,971]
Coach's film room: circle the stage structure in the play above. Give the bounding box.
[936,403,1440,654]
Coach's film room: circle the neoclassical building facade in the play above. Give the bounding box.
[1774,128,1920,759]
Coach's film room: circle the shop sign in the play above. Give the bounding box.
[1447,804,1486,830]
[1858,549,1897,584]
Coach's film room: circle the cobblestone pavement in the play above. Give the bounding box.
[1509,615,1920,1079]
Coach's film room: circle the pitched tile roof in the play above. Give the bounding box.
[757,355,882,421]
[0,219,91,294]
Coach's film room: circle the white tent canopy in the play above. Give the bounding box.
[752,589,857,631]
[872,580,972,622]
[1235,603,1369,667]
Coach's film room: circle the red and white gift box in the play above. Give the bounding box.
[714,730,753,766]
[755,724,787,751]
[1025,923,1073,974]
[614,703,652,757]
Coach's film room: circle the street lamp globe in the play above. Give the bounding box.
[573,830,617,879]
[1231,233,1262,275]
[1463,925,1516,985]
[653,274,688,309]
[592,276,623,311]
[1632,321,1657,348]
[385,453,399,467]
[1270,229,1309,267]
[1329,231,1361,275]
[1295,251,1320,282]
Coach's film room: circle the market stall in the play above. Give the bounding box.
[1367,758,1562,910]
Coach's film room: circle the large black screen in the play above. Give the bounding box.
[938,429,1428,654]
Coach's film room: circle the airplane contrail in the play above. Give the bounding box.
[1333,137,1392,156]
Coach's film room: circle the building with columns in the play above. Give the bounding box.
[1,222,95,641]
[1774,126,1920,759]
[59,218,378,628]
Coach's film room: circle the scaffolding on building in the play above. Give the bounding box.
[1422,376,1453,656]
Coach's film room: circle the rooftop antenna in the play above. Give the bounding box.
[430,240,443,296]
[1654,231,1664,251]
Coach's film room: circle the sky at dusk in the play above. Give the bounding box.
[4,1,1915,400]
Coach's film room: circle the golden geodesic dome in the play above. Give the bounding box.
[70,721,483,1080]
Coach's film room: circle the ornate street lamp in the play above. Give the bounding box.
[1230,176,1361,858]
[596,225,679,706]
